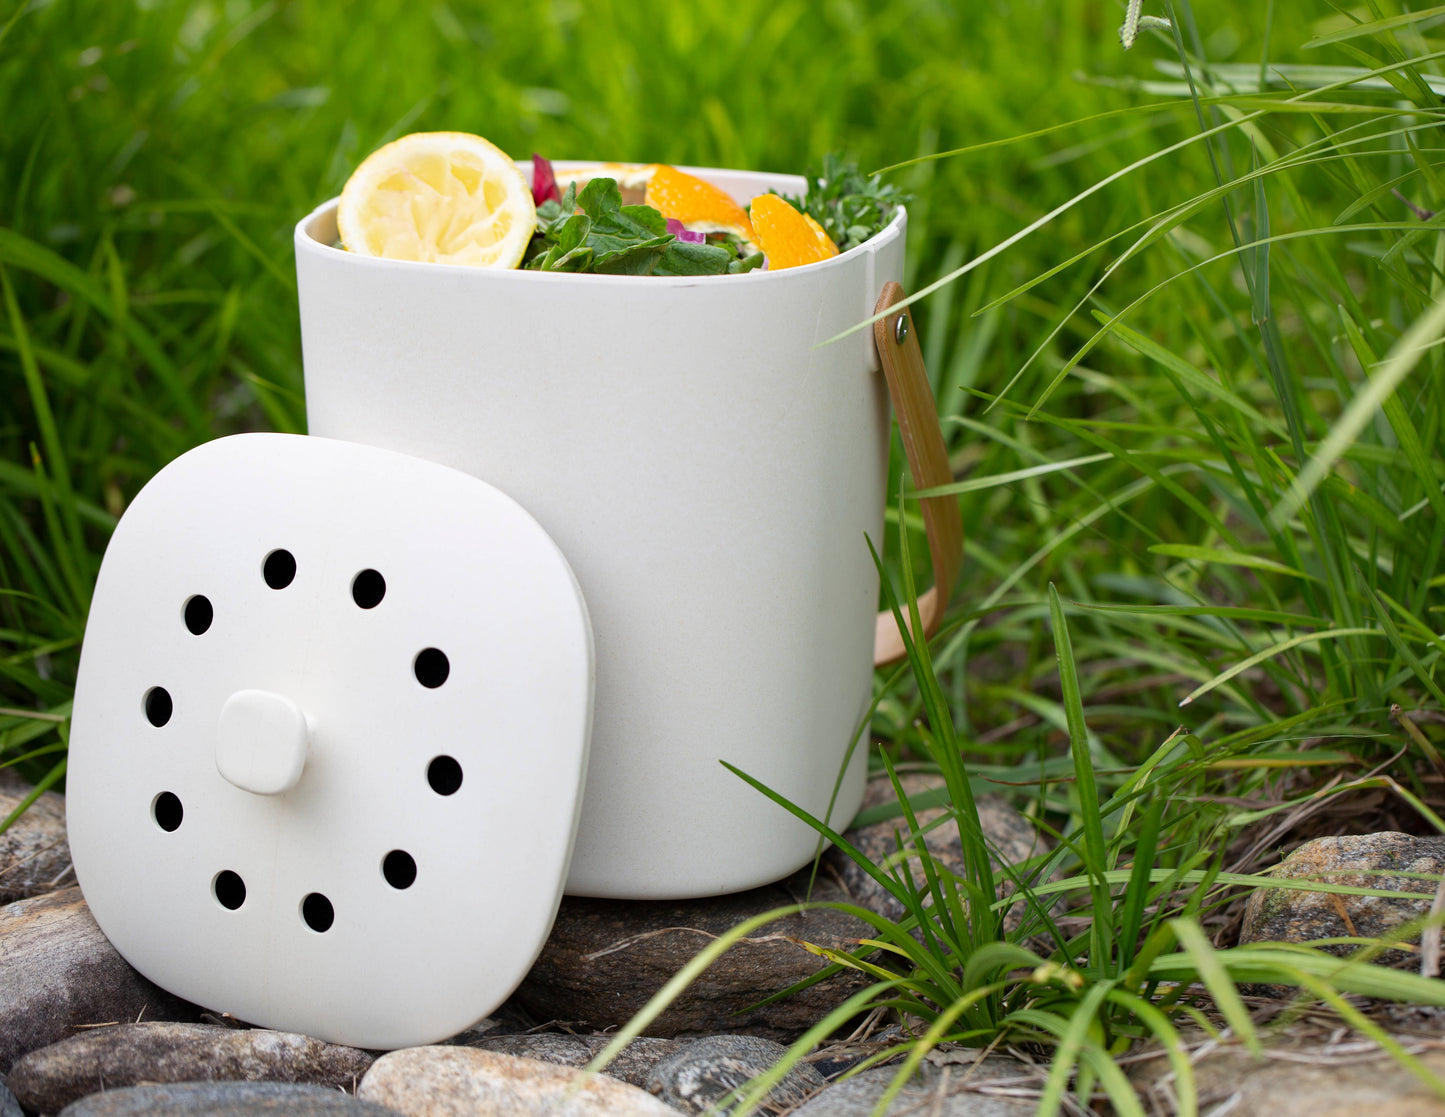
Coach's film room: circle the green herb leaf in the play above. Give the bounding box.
[524,176,736,276]
[728,251,766,274]
[654,239,734,276]
[534,183,578,228]
[574,178,672,265]
[527,212,593,271]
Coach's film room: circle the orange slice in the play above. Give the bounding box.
[644,164,757,247]
[749,193,838,270]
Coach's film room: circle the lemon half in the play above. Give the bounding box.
[337,132,537,268]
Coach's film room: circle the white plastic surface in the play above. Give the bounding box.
[67,433,594,1050]
[297,163,905,898]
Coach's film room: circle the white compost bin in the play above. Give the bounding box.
[296,163,920,899]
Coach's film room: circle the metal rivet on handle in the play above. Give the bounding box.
[895,314,910,345]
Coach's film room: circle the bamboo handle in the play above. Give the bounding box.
[872,282,965,667]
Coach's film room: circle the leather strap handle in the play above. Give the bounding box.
[872,282,964,667]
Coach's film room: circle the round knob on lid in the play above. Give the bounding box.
[215,689,310,795]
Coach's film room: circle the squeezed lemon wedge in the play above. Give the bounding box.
[337,132,537,268]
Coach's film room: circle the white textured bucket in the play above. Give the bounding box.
[296,164,905,898]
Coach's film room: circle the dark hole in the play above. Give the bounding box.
[302,892,334,932]
[144,686,172,727]
[263,549,296,590]
[153,792,183,832]
[352,569,386,609]
[184,595,213,635]
[413,648,449,688]
[214,870,246,910]
[427,755,463,796]
[382,850,417,890]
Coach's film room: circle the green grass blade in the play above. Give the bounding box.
[579,904,814,1080]
[1034,980,1115,1117]
[1167,917,1259,1054]
[1146,544,1311,580]
[1177,628,1380,707]
[0,756,64,835]
[1048,584,1115,972]
[1273,289,1445,526]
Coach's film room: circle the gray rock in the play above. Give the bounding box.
[0,1071,20,1117]
[470,1034,683,1088]
[58,1082,406,1116]
[646,1035,825,1115]
[516,776,1045,1041]
[830,775,1049,934]
[0,778,71,901]
[1238,832,1445,983]
[513,877,872,1042]
[358,1046,685,1116]
[0,887,198,1073]
[7,1023,375,1115]
[1131,1036,1445,1117]
[791,1056,1038,1117]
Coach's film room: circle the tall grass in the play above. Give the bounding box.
[794,2,1445,1109]
[0,0,1285,780]
[7,0,1445,1112]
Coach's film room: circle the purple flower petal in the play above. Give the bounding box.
[665,218,708,244]
[532,154,560,206]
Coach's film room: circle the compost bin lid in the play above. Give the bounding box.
[65,432,595,1050]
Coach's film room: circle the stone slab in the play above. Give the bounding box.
[7,1023,374,1115]
[58,1081,405,1116]
[0,887,197,1073]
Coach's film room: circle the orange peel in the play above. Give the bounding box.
[749,193,838,270]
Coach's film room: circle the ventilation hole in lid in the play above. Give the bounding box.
[263,549,296,589]
[413,648,449,688]
[144,686,173,727]
[152,791,183,832]
[427,755,463,796]
[382,850,417,890]
[352,568,386,609]
[214,870,246,910]
[183,594,213,635]
[302,892,334,932]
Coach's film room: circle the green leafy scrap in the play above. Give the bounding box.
[523,155,898,273]
[524,178,740,276]
[526,186,592,271]
[574,178,672,267]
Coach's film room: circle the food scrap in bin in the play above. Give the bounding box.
[336,132,907,276]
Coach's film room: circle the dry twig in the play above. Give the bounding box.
[1420,872,1445,979]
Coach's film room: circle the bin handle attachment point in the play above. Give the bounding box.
[872,282,965,668]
